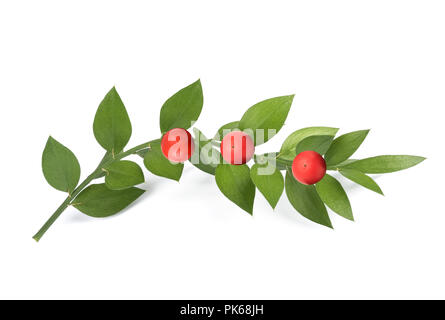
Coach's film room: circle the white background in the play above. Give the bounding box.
[0,1,443,299]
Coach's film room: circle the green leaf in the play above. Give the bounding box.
[213,121,240,141]
[324,130,370,166]
[285,171,332,228]
[190,128,222,175]
[104,160,145,190]
[316,174,353,221]
[339,168,384,195]
[93,87,132,154]
[215,164,255,215]
[238,95,294,145]
[143,140,183,181]
[159,79,203,133]
[72,184,145,218]
[340,155,426,173]
[280,127,339,161]
[295,135,334,155]
[42,136,81,194]
[250,164,284,209]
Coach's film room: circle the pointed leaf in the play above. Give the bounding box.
[190,128,222,175]
[324,130,370,166]
[160,79,203,133]
[316,174,353,221]
[285,171,332,228]
[104,160,145,190]
[143,140,183,181]
[239,95,294,145]
[339,168,383,195]
[280,127,339,161]
[295,135,334,155]
[42,136,81,193]
[250,164,284,209]
[340,155,426,173]
[93,87,132,154]
[72,184,145,218]
[213,121,240,141]
[215,164,255,214]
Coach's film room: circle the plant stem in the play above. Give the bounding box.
[33,141,153,242]
[32,168,102,242]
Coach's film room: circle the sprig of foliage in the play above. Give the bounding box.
[35,80,425,241]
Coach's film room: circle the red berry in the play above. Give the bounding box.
[291,150,326,185]
[161,128,195,163]
[220,131,255,165]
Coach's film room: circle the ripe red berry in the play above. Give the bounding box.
[161,128,195,163]
[220,131,255,165]
[291,150,326,185]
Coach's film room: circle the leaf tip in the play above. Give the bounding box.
[193,79,202,88]
[244,204,254,216]
[46,135,56,144]
[411,156,427,167]
[109,86,118,94]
